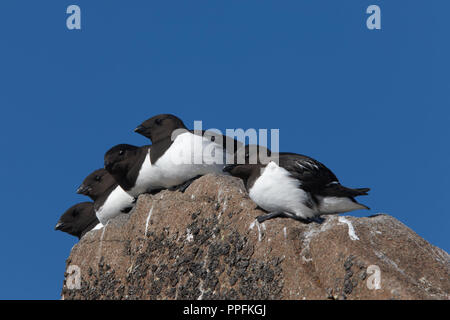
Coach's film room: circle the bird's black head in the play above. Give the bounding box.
[104,144,140,174]
[77,168,116,200]
[223,163,260,182]
[55,202,98,239]
[224,144,272,184]
[134,114,187,143]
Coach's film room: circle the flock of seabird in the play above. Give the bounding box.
[55,114,369,239]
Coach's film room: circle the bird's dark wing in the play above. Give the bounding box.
[279,153,370,198]
[278,153,339,195]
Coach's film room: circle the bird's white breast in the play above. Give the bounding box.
[93,223,104,230]
[129,150,158,196]
[96,185,135,225]
[131,132,231,195]
[249,161,316,219]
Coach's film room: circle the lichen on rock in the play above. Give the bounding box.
[61,174,450,300]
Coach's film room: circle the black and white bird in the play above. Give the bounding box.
[224,145,370,223]
[104,144,160,197]
[133,114,239,191]
[77,168,135,225]
[54,202,100,239]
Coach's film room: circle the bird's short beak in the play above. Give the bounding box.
[134,125,145,134]
[104,161,111,170]
[54,221,64,231]
[76,184,89,195]
[223,164,237,173]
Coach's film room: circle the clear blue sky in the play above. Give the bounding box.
[0,1,448,299]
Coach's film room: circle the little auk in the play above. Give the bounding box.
[77,168,135,225]
[224,145,370,223]
[55,202,100,239]
[133,114,239,191]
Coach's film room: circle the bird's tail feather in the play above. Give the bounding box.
[353,187,370,196]
[323,184,370,198]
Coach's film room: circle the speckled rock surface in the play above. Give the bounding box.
[61,174,450,300]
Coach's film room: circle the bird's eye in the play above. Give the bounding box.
[119,150,124,155]
[211,136,215,142]
[155,118,162,125]
[245,153,249,158]
[95,175,101,181]
[72,211,79,217]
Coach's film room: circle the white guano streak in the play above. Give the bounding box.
[145,205,154,236]
[338,216,360,241]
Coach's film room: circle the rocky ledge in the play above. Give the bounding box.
[61,174,450,300]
